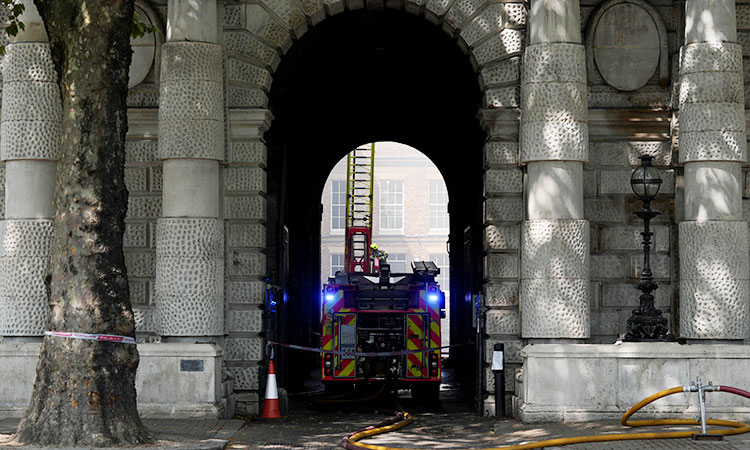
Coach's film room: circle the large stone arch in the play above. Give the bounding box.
[219,0,527,414]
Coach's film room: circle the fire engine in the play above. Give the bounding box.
[321,143,446,398]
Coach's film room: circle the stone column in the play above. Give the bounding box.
[519,0,589,339]
[678,0,749,340]
[156,0,225,338]
[0,1,59,338]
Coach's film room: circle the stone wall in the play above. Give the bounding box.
[740,2,750,267]
[582,0,677,343]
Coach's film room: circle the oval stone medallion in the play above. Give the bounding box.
[129,5,157,89]
[593,3,660,91]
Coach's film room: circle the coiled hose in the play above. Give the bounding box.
[341,385,750,450]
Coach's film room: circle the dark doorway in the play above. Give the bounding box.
[265,8,486,406]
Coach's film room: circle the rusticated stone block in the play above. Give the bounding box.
[444,0,486,30]
[521,82,587,123]
[680,130,746,162]
[680,221,749,283]
[472,29,524,66]
[225,196,267,220]
[228,223,266,248]
[485,282,518,306]
[484,169,522,195]
[484,141,519,166]
[521,278,589,338]
[680,279,749,339]
[224,167,267,192]
[480,58,521,87]
[486,86,520,108]
[124,223,149,248]
[680,102,745,134]
[127,197,162,219]
[160,42,223,82]
[485,224,519,250]
[260,0,307,34]
[520,121,588,163]
[228,309,264,333]
[225,337,264,361]
[125,168,148,192]
[589,254,627,279]
[228,86,269,108]
[485,197,523,223]
[133,307,157,332]
[680,42,742,75]
[125,252,155,278]
[229,140,267,165]
[521,220,589,280]
[228,366,259,390]
[460,4,507,47]
[486,309,520,335]
[130,280,149,305]
[223,31,278,67]
[484,254,519,279]
[584,198,626,223]
[522,44,586,84]
[679,72,743,105]
[229,250,267,277]
[601,225,669,252]
[126,140,158,163]
[227,281,266,304]
[602,283,671,310]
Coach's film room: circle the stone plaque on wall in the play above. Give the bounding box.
[593,3,659,91]
[587,0,668,92]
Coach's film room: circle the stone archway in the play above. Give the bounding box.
[219,0,526,414]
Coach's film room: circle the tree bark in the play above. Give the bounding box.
[16,0,150,445]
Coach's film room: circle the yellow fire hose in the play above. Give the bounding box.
[341,386,750,450]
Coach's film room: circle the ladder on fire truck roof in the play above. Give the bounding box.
[345,143,375,273]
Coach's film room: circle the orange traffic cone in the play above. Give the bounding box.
[261,359,282,419]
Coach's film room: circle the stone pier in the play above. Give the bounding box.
[519,0,590,339]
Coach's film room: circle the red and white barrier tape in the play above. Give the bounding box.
[45,330,136,345]
[268,340,471,357]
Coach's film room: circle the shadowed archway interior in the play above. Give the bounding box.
[266,8,486,395]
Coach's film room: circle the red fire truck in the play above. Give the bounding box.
[320,144,445,398]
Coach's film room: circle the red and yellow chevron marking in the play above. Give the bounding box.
[335,358,356,377]
[406,314,425,378]
[334,313,356,378]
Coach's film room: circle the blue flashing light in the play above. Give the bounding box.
[325,293,335,301]
[428,294,439,302]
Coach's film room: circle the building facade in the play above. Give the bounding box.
[0,0,749,420]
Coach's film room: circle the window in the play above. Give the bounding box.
[387,253,406,273]
[429,180,449,231]
[331,180,346,231]
[380,180,404,232]
[331,254,345,276]
[428,253,449,293]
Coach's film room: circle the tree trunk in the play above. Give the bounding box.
[16,1,150,445]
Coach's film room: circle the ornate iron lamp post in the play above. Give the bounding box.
[623,155,675,342]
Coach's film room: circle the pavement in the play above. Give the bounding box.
[4,383,750,449]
